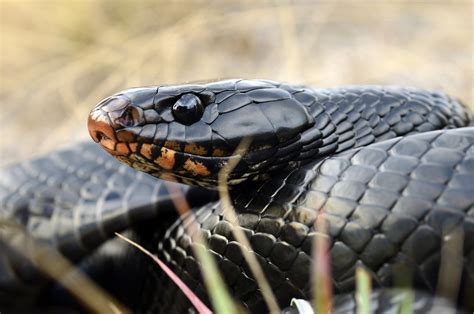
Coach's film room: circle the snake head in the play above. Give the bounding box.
[88,79,316,188]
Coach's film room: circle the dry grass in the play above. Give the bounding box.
[217,138,281,313]
[0,0,472,165]
[0,219,129,313]
[163,181,239,314]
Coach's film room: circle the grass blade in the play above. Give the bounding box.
[115,232,212,314]
[437,225,463,303]
[0,219,129,313]
[399,289,414,314]
[217,137,281,314]
[311,215,332,314]
[355,267,371,314]
[164,182,238,314]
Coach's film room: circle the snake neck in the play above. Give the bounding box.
[280,85,472,170]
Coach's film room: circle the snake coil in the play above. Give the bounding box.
[1,79,473,313]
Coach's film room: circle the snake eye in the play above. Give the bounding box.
[172,94,204,125]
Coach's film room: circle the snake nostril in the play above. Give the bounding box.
[94,131,108,142]
[95,131,103,142]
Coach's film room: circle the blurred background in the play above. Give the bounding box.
[1,0,472,166]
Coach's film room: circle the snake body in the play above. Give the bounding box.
[1,80,473,312]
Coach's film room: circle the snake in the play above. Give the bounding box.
[0,79,473,313]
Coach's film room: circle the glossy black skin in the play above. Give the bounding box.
[150,128,474,313]
[3,132,473,312]
[90,80,472,187]
[1,80,474,313]
[0,143,216,311]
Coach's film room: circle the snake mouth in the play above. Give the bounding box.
[88,105,231,179]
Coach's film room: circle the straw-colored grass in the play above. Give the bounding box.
[163,182,239,314]
[217,138,281,313]
[0,219,129,313]
[1,1,472,165]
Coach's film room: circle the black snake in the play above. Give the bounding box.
[0,79,473,313]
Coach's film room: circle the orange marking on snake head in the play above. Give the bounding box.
[155,147,176,170]
[183,159,210,177]
[160,172,177,182]
[164,140,182,151]
[99,138,116,153]
[115,143,130,155]
[129,142,138,153]
[88,110,116,142]
[184,143,208,156]
[116,129,137,142]
[140,143,153,159]
[212,148,226,157]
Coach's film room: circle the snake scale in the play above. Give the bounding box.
[0,79,473,313]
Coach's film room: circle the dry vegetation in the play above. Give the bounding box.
[0,0,472,165]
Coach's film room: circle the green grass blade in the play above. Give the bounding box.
[164,183,239,314]
[399,289,414,314]
[355,267,371,314]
